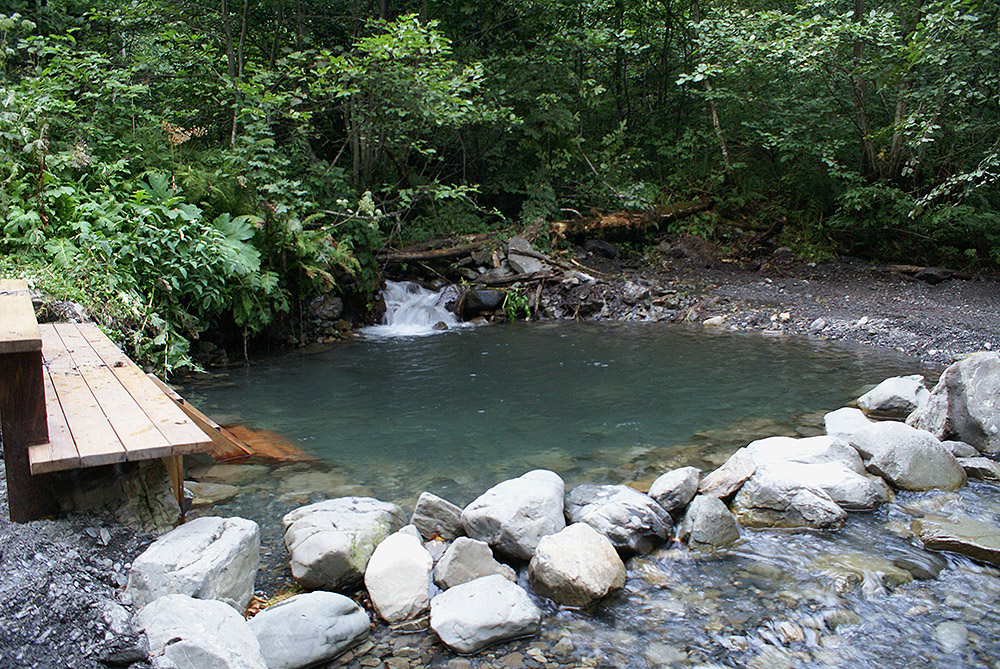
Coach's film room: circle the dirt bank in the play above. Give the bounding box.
[565,243,1000,369]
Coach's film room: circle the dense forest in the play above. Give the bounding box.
[1,0,998,371]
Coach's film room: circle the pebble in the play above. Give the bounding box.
[935,621,968,653]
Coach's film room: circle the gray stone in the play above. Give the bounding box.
[462,470,565,561]
[282,497,406,590]
[507,237,545,275]
[453,290,504,320]
[248,592,369,669]
[732,469,847,529]
[907,352,1000,454]
[434,537,516,589]
[127,516,260,612]
[935,621,968,653]
[528,523,626,607]
[429,574,542,653]
[647,467,700,513]
[138,594,266,669]
[308,294,344,322]
[913,515,1000,566]
[678,495,740,551]
[565,484,672,554]
[941,440,980,458]
[411,492,464,541]
[849,422,966,491]
[857,374,929,418]
[808,318,826,333]
[184,481,239,507]
[622,281,651,305]
[823,408,874,439]
[699,448,756,499]
[363,528,433,623]
[957,457,1000,481]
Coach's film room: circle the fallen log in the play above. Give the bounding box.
[378,241,487,263]
[551,200,714,241]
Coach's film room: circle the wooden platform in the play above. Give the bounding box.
[28,323,211,474]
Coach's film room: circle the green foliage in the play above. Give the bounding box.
[503,288,531,321]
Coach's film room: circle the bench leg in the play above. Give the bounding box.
[163,455,185,524]
[0,352,57,522]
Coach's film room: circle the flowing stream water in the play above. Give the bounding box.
[180,282,1000,668]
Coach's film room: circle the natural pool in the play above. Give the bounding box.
[181,321,1000,668]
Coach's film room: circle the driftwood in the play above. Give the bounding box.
[473,271,556,287]
[551,200,714,241]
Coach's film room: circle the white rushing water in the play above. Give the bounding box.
[362,280,466,338]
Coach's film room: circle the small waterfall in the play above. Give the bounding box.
[362,280,465,338]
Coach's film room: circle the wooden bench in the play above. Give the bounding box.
[0,279,213,522]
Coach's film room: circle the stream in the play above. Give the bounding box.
[179,282,1000,668]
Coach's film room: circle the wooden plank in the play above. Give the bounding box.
[28,372,82,474]
[147,373,254,460]
[52,324,173,461]
[75,324,210,453]
[0,349,57,521]
[0,279,42,354]
[40,324,127,467]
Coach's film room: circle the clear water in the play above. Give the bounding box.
[185,321,918,505]
[180,322,1000,668]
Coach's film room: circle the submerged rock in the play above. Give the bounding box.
[678,495,740,551]
[247,592,369,669]
[138,594,266,669]
[126,516,260,613]
[857,374,929,418]
[528,523,626,607]
[565,484,672,554]
[462,470,565,561]
[282,497,406,590]
[434,537,516,589]
[849,422,966,491]
[647,467,700,514]
[913,515,1000,566]
[907,352,1000,454]
[429,574,542,653]
[364,527,433,623]
[411,491,464,541]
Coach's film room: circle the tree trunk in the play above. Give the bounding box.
[691,0,731,173]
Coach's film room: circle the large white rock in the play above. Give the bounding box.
[282,497,406,590]
[528,523,626,607]
[858,374,930,418]
[247,592,369,669]
[745,434,865,472]
[429,574,542,653]
[363,528,433,623]
[823,407,875,439]
[434,537,516,589]
[678,495,740,551]
[849,422,967,491]
[462,470,565,561]
[138,594,266,669]
[647,467,700,513]
[127,516,260,612]
[758,460,888,510]
[565,484,672,554]
[908,352,1000,454]
[732,468,847,529]
[411,492,464,541]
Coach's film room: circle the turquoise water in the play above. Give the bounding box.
[184,321,919,504]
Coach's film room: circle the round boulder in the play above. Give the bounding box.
[429,574,542,653]
[647,467,700,514]
[565,484,672,554]
[363,527,433,623]
[528,523,626,607]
